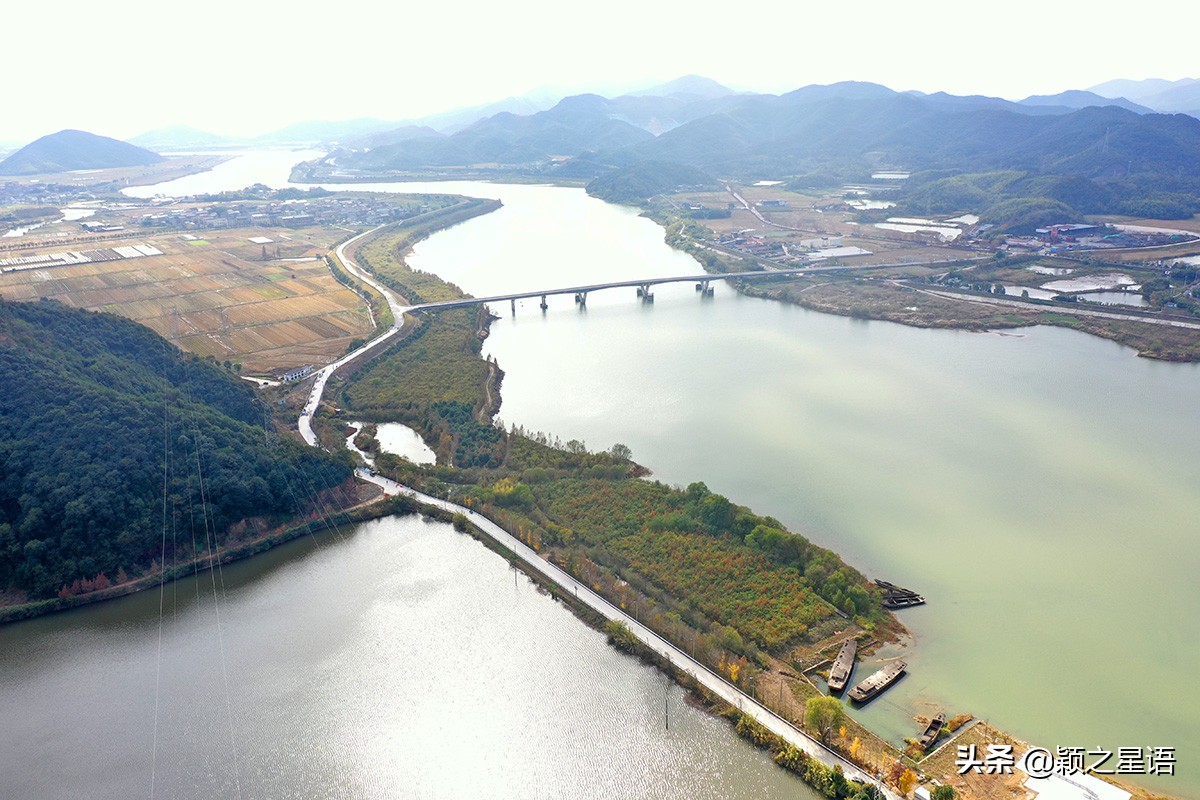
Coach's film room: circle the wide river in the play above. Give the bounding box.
[6,153,1196,797]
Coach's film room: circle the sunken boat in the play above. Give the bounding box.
[827,638,858,693]
[847,660,906,703]
[876,579,925,609]
[917,711,946,750]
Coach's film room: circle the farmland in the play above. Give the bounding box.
[0,224,373,374]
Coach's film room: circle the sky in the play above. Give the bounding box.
[4,0,1196,144]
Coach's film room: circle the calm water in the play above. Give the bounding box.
[400,184,1200,797]
[375,422,437,464]
[100,154,1200,796]
[0,517,815,798]
[2,157,825,799]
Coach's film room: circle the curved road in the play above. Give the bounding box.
[299,227,411,446]
[299,226,901,800]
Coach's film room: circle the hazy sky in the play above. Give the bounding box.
[5,0,1195,143]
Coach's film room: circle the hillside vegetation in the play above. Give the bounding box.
[0,299,351,602]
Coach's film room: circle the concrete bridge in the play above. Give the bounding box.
[406,268,810,313]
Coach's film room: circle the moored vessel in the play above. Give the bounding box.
[847,660,906,703]
[827,637,858,693]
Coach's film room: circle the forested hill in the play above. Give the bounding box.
[0,299,350,602]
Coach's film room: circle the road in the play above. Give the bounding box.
[913,285,1200,331]
[287,226,901,800]
[298,227,412,446]
[353,468,901,800]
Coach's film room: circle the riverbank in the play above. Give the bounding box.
[646,207,1200,362]
[0,480,390,625]
[8,158,1185,800]
[290,162,586,188]
[347,461,904,800]
[321,188,1180,800]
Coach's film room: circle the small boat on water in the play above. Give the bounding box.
[917,711,946,750]
[876,579,925,609]
[827,638,857,693]
[848,660,906,703]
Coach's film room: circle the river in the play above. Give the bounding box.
[0,156,826,799]
[403,184,1200,798]
[45,153,1200,797]
[0,516,814,798]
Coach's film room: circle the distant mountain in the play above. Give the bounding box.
[129,125,234,150]
[312,80,1200,226]
[416,96,557,135]
[625,75,736,100]
[255,117,402,145]
[340,125,443,152]
[1090,77,1198,103]
[334,94,654,170]
[1090,78,1200,116]
[1018,90,1153,114]
[1136,82,1200,115]
[615,82,1200,180]
[905,90,1067,116]
[0,129,164,176]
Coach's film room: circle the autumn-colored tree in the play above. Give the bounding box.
[899,769,919,795]
[885,760,906,788]
[804,695,846,743]
[849,736,862,760]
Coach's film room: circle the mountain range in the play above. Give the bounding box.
[1090,77,1200,116]
[318,80,1200,186]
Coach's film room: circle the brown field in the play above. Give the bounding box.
[672,183,978,269]
[0,225,372,374]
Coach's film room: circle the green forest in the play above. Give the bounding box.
[0,299,351,602]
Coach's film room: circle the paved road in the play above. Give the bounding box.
[297,226,901,799]
[353,468,901,800]
[298,227,412,446]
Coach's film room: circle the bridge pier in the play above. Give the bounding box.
[540,294,548,311]
[574,291,587,307]
[695,279,714,297]
[511,298,516,315]
[637,283,654,303]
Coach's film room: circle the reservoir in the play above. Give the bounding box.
[109,155,1200,796]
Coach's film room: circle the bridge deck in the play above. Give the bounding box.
[407,268,809,311]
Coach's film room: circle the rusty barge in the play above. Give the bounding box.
[827,638,858,693]
[847,660,906,703]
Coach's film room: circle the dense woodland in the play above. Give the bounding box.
[0,300,351,601]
